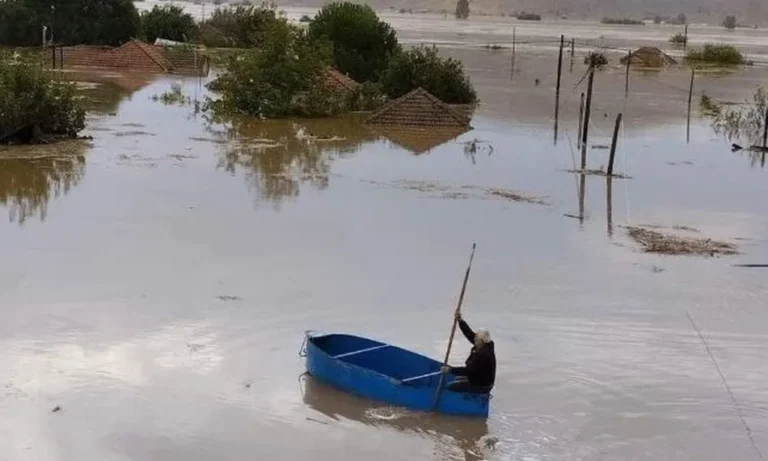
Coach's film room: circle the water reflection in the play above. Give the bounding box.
[375,126,470,155]
[300,375,490,461]
[215,115,376,203]
[0,142,87,224]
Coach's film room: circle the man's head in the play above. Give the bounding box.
[474,329,491,348]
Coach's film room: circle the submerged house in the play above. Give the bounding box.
[620,47,678,67]
[366,87,472,154]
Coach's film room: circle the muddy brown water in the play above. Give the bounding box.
[2,24,768,461]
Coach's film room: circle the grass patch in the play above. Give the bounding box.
[669,33,687,46]
[626,226,737,256]
[601,17,644,25]
[686,44,746,65]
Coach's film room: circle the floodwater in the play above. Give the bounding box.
[2,18,768,461]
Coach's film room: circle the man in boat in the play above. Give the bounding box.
[442,313,496,394]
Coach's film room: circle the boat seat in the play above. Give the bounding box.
[332,344,389,359]
[401,370,442,384]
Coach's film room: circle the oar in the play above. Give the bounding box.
[432,242,477,411]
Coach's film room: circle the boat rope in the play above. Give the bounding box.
[686,311,764,461]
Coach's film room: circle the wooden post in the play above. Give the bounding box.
[687,68,695,143]
[554,35,564,144]
[59,46,63,69]
[607,113,623,176]
[578,173,586,225]
[762,106,768,148]
[624,50,631,98]
[570,38,575,73]
[577,92,585,149]
[606,177,613,237]
[683,24,689,55]
[511,27,516,80]
[581,68,595,170]
[51,45,56,69]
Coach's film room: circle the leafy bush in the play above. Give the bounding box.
[308,2,399,83]
[347,82,387,111]
[516,12,541,21]
[379,45,477,104]
[723,15,737,29]
[601,18,644,25]
[455,0,469,19]
[584,52,608,69]
[0,52,85,143]
[208,21,345,118]
[686,44,745,65]
[141,5,197,43]
[669,33,688,45]
[0,0,140,46]
[704,87,768,144]
[199,4,282,48]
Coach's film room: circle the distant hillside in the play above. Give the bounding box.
[278,0,767,25]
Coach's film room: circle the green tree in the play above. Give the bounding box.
[0,0,140,46]
[0,1,39,46]
[379,45,477,104]
[209,21,344,118]
[455,0,470,19]
[308,2,399,83]
[141,5,197,43]
[0,52,85,143]
[723,15,737,29]
[199,4,280,48]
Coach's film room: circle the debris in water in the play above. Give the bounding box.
[487,188,549,205]
[113,131,156,137]
[567,168,631,179]
[626,226,738,256]
[217,295,242,301]
[651,265,665,273]
[52,406,61,413]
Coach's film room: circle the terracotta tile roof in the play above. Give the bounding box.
[129,39,174,72]
[620,47,678,67]
[366,88,471,127]
[324,68,360,92]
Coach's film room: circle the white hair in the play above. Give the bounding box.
[475,329,491,346]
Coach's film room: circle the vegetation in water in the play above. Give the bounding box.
[455,0,470,19]
[207,21,347,118]
[0,52,85,144]
[197,3,282,48]
[379,45,478,104]
[140,5,197,43]
[686,44,746,65]
[516,12,541,21]
[308,2,399,83]
[601,17,644,25]
[669,33,688,46]
[701,87,768,145]
[299,14,312,23]
[722,15,737,30]
[584,52,609,69]
[0,0,140,46]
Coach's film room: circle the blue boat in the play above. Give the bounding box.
[300,331,490,417]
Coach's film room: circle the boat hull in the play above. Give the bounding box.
[303,332,490,417]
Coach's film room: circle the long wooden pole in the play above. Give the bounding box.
[577,92,585,149]
[554,35,564,145]
[624,50,631,98]
[581,68,595,170]
[687,68,695,144]
[432,242,477,411]
[607,113,623,176]
[511,27,516,80]
[762,106,768,148]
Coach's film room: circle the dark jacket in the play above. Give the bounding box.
[452,319,496,388]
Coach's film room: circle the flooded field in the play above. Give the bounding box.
[2,16,768,461]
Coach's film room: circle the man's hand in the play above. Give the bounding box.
[454,311,462,322]
[441,365,451,374]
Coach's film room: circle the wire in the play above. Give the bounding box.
[686,311,765,461]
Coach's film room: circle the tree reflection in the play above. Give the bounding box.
[0,142,87,225]
[214,114,377,204]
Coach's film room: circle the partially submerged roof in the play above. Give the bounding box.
[620,47,678,67]
[324,69,360,93]
[366,88,471,127]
